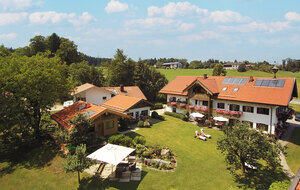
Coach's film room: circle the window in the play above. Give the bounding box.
[217,103,225,109]
[222,87,227,91]
[128,112,133,117]
[243,106,254,113]
[195,100,198,105]
[105,120,115,129]
[257,123,268,132]
[202,101,208,106]
[103,96,107,100]
[233,88,239,92]
[172,107,176,113]
[229,104,240,111]
[111,94,115,98]
[77,97,86,102]
[171,97,176,102]
[257,107,269,115]
[141,110,148,116]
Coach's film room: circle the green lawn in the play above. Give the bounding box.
[0,116,289,189]
[286,127,300,174]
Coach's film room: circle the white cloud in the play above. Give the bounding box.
[0,0,41,11]
[285,12,300,22]
[105,0,128,13]
[208,10,250,23]
[0,33,17,40]
[69,12,96,26]
[148,2,208,18]
[125,17,178,28]
[29,11,95,26]
[0,12,28,26]
[219,21,290,33]
[179,23,195,31]
[29,11,74,24]
[180,31,221,42]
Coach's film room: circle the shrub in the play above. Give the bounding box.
[134,136,146,145]
[151,111,165,120]
[135,144,147,156]
[144,119,152,127]
[205,120,211,126]
[120,136,134,147]
[108,134,125,145]
[238,64,247,72]
[165,111,186,121]
[142,150,152,158]
[269,180,290,190]
[137,120,144,128]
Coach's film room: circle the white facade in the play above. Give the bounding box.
[166,94,281,135]
[126,107,151,119]
[74,87,113,105]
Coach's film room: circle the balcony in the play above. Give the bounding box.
[213,109,243,118]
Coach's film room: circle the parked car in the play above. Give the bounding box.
[63,100,74,108]
[295,114,300,122]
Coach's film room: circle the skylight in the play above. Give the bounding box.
[222,87,227,91]
[233,88,239,92]
[84,111,95,117]
[222,78,248,85]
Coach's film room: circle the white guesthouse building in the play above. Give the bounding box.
[160,75,298,137]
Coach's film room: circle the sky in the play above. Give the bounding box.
[0,0,300,63]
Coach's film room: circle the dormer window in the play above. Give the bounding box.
[233,88,239,92]
[222,87,227,91]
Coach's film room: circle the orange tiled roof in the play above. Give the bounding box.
[51,101,130,130]
[101,95,151,112]
[102,86,147,100]
[72,83,96,95]
[159,76,297,106]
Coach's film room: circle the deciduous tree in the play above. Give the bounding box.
[212,63,227,76]
[0,53,72,138]
[63,144,93,183]
[217,123,284,175]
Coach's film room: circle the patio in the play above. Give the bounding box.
[85,143,143,182]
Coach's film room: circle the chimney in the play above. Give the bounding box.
[249,76,254,82]
[203,74,208,79]
[120,84,125,92]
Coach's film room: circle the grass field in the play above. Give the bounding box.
[0,116,289,190]
[286,127,300,174]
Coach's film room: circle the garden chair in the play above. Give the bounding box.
[200,128,211,138]
[195,131,206,141]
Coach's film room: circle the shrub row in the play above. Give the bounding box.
[151,103,163,110]
[165,111,187,121]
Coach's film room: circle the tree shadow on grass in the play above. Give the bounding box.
[78,170,148,190]
[0,134,60,177]
[234,167,289,190]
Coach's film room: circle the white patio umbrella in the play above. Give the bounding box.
[87,143,135,165]
[213,116,229,122]
[190,112,204,118]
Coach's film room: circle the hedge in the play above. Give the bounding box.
[165,111,186,121]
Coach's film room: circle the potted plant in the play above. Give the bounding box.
[171,102,177,106]
[195,106,201,111]
[180,103,186,108]
[189,105,194,109]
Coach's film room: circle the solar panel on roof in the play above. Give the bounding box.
[84,111,95,117]
[254,79,285,88]
[222,78,248,85]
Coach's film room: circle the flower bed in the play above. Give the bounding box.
[108,134,177,171]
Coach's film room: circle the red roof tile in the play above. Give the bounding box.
[51,101,130,130]
[160,76,297,106]
[101,95,152,112]
[102,86,147,100]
